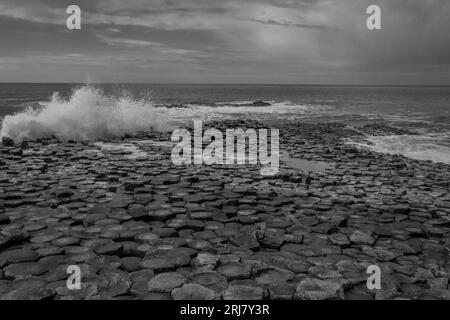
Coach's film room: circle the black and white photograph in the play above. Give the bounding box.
[0,0,449,306]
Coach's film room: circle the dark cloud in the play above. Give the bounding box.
[241,17,340,31]
[0,0,449,84]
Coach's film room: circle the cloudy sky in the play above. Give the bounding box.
[0,0,449,84]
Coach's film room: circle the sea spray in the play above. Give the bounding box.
[346,133,450,164]
[0,86,184,142]
[0,86,335,142]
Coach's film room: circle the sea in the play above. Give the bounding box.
[1,83,450,164]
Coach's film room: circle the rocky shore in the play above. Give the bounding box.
[0,119,449,300]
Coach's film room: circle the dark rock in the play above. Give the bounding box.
[2,137,14,147]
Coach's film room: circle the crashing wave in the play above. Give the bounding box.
[0,86,184,142]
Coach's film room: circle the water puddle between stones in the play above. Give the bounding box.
[93,141,333,173]
[280,150,333,172]
[94,142,149,159]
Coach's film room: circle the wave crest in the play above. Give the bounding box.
[0,86,176,142]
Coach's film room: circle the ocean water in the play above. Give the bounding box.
[1,83,450,163]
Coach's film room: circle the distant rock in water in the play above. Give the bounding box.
[248,101,271,107]
[156,104,191,109]
[227,101,272,107]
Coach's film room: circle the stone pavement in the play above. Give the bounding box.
[0,120,449,300]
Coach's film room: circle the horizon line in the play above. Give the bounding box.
[1,82,450,87]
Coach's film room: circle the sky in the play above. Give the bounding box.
[0,0,449,85]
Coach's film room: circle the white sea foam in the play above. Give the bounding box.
[191,101,334,115]
[347,133,450,164]
[0,86,197,142]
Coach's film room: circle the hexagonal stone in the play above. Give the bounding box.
[362,247,400,262]
[1,249,39,264]
[89,206,111,215]
[222,285,264,300]
[193,230,217,240]
[98,271,132,298]
[141,253,190,271]
[139,292,172,300]
[37,246,64,257]
[135,232,160,244]
[4,262,48,278]
[186,239,212,251]
[255,268,294,285]
[172,283,218,300]
[216,263,251,280]
[167,218,203,231]
[147,272,186,292]
[190,211,212,220]
[83,213,107,226]
[345,284,375,300]
[349,231,375,245]
[268,283,296,300]
[0,230,29,250]
[295,278,344,300]
[192,253,220,267]
[215,227,239,237]
[95,242,122,255]
[1,287,55,300]
[268,217,293,229]
[230,234,259,250]
[261,228,285,249]
[287,260,311,273]
[141,255,174,271]
[427,278,449,289]
[308,266,342,279]
[150,209,176,222]
[375,279,398,300]
[121,257,142,272]
[328,234,350,247]
[30,232,63,244]
[65,246,90,255]
[152,227,177,238]
[10,276,46,290]
[190,271,228,292]
[52,237,80,247]
[130,270,154,295]
[128,207,149,221]
[237,209,257,216]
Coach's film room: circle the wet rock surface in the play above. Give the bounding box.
[0,120,449,300]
